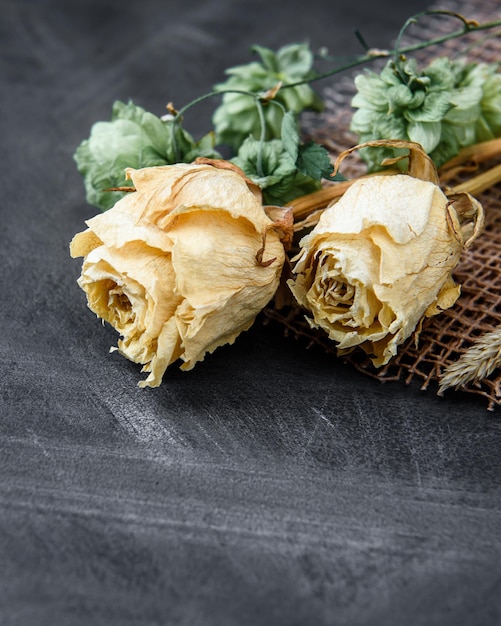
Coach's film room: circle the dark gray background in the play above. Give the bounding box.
[1,1,501,625]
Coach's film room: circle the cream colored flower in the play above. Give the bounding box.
[288,140,484,366]
[70,160,289,387]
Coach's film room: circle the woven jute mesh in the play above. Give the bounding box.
[264,0,501,410]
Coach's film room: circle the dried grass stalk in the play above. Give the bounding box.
[439,327,501,393]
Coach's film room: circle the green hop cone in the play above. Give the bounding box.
[350,56,501,171]
[231,137,321,206]
[212,43,324,151]
[75,100,220,210]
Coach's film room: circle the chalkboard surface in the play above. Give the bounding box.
[2,1,500,624]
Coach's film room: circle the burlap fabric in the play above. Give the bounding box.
[265,0,501,409]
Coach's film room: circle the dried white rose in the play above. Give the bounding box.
[288,140,484,366]
[70,160,290,387]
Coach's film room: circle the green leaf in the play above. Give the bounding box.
[276,43,314,78]
[429,122,460,168]
[404,91,452,123]
[424,57,458,91]
[281,111,299,164]
[251,45,279,73]
[353,72,389,108]
[183,131,221,162]
[232,137,295,184]
[387,84,414,109]
[296,142,336,180]
[451,120,477,147]
[445,86,482,124]
[474,115,497,142]
[407,120,442,153]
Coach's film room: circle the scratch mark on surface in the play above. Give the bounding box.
[312,406,336,431]
[108,401,178,445]
[415,459,423,489]
[194,412,228,454]
[97,386,182,447]
[302,420,322,455]
[28,430,52,459]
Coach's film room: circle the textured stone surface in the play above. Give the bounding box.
[1,1,500,624]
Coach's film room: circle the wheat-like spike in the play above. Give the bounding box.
[439,327,501,394]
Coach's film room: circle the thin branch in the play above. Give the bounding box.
[280,16,501,91]
[255,98,267,177]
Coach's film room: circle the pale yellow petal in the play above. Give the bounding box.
[176,280,276,369]
[127,164,274,233]
[315,175,439,244]
[69,229,103,258]
[170,210,284,306]
[138,317,182,388]
[83,207,174,254]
